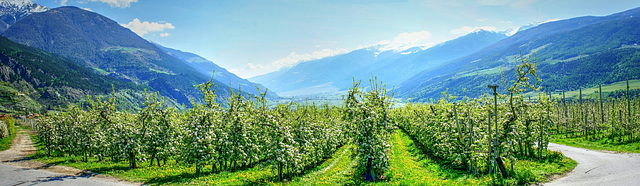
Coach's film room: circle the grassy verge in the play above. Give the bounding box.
[0,128,16,151]
[0,116,17,151]
[551,135,640,153]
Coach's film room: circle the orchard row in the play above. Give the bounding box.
[34,55,637,181]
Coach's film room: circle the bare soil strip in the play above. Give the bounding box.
[0,128,140,186]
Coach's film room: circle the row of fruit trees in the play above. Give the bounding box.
[33,54,637,181]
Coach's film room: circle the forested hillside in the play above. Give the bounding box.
[397,8,640,101]
[2,6,235,105]
[0,36,148,112]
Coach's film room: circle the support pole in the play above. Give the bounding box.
[563,90,567,117]
[627,79,631,124]
[600,84,604,123]
[488,85,507,178]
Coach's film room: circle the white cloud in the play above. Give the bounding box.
[272,48,349,68]
[450,26,497,35]
[121,18,175,37]
[240,48,349,77]
[378,30,433,51]
[86,0,138,8]
[61,0,68,6]
[159,33,170,37]
[82,7,93,11]
[244,63,266,71]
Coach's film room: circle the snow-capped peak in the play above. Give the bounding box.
[0,0,48,32]
[365,41,432,55]
[0,0,49,16]
[1,0,33,7]
[514,19,559,33]
[502,28,518,36]
[470,28,495,34]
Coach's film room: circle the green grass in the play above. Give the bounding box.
[0,128,16,151]
[294,130,576,185]
[24,129,576,185]
[378,130,576,185]
[543,55,588,65]
[0,81,42,114]
[0,116,17,151]
[148,68,177,75]
[459,66,504,77]
[551,135,640,153]
[28,131,280,185]
[91,67,109,75]
[30,155,278,185]
[289,145,358,185]
[383,130,478,185]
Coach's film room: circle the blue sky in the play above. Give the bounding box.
[33,0,640,78]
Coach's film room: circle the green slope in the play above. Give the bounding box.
[398,8,640,101]
[0,81,41,114]
[3,6,235,105]
[0,35,153,111]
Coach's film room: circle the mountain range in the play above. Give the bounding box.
[396,6,640,100]
[250,30,508,97]
[1,0,639,109]
[251,6,640,101]
[0,3,272,107]
[153,43,274,97]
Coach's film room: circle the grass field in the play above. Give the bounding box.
[26,128,576,185]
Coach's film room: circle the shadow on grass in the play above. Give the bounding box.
[83,165,132,175]
[144,167,280,185]
[397,127,471,180]
[145,171,203,185]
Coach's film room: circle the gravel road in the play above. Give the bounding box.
[0,163,134,186]
[0,128,138,186]
[545,143,640,186]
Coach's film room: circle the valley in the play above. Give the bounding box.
[1,0,640,185]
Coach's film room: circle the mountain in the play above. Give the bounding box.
[250,30,506,97]
[0,0,48,33]
[153,43,275,97]
[250,48,378,96]
[397,7,640,101]
[0,35,149,112]
[2,6,234,105]
[353,30,508,90]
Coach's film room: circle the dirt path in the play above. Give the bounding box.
[0,128,139,186]
[544,143,640,186]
